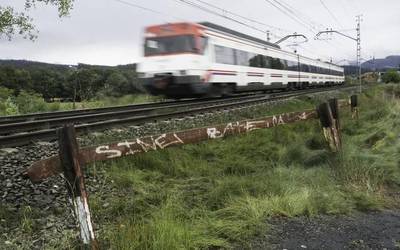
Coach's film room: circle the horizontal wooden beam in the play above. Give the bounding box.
[25,109,317,182]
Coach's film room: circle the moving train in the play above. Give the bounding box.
[138,22,345,98]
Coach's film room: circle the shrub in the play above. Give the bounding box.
[381,69,400,83]
[14,90,48,114]
[0,87,18,115]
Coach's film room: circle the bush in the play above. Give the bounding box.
[14,91,48,114]
[0,87,18,115]
[381,69,400,83]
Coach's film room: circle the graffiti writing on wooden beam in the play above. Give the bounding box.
[95,133,184,159]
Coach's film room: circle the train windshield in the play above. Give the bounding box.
[144,35,199,56]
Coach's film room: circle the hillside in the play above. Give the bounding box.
[0,59,136,71]
[361,55,400,70]
[0,59,140,101]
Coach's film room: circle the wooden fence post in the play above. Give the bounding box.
[58,125,98,249]
[328,98,341,146]
[317,102,341,152]
[350,95,358,119]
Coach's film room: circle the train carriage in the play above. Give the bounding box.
[138,22,345,98]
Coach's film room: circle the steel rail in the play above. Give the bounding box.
[0,94,254,125]
[0,94,265,135]
[0,85,358,148]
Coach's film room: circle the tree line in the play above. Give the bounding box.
[0,60,143,102]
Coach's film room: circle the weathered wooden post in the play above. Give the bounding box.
[350,95,358,119]
[317,102,341,152]
[328,98,341,146]
[58,125,98,249]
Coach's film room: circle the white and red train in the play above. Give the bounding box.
[138,22,345,98]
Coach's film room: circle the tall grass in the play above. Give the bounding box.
[86,85,400,249]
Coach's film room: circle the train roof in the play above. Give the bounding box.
[199,22,281,49]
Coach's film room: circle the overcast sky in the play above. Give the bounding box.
[0,0,399,66]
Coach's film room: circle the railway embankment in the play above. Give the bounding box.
[1,84,399,249]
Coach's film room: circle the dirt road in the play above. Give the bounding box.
[251,210,400,250]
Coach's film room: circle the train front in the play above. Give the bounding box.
[138,23,209,98]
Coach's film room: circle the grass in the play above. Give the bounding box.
[0,93,162,116]
[80,84,400,249]
[2,84,398,249]
[59,94,163,110]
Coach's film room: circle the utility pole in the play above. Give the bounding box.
[356,15,362,93]
[315,15,363,93]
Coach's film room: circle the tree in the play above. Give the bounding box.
[75,68,102,101]
[382,69,400,84]
[0,0,74,40]
[0,67,33,94]
[103,71,129,97]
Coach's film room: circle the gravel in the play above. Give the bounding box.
[250,210,400,250]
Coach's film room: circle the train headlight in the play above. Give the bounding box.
[180,70,187,76]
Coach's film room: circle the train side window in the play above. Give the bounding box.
[214,45,236,65]
[258,55,267,68]
[287,60,299,71]
[247,52,257,67]
[270,57,284,70]
[280,59,288,70]
[236,49,249,66]
[311,66,317,73]
[248,53,259,67]
[264,56,273,68]
[198,36,208,54]
[301,64,310,73]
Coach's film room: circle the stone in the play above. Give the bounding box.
[1,148,19,154]
[35,141,53,146]
[90,132,103,137]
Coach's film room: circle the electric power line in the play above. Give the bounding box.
[271,0,319,32]
[268,0,354,59]
[264,0,316,34]
[319,0,344,29]
[175,0,283,39]
[112,0,183,21]
[191,0,294,33]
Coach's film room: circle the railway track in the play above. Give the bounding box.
[0,93,256,125]
[0,85,358,148]
[0,94,262,135]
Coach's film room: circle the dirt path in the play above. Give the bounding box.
[250,210,400,250]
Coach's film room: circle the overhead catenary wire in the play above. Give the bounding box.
[191,0,295,34]
[112,0,183,21]
[263,0,338,61]
[174,0,284,39]
[319,0,344,29]
[264,0,316,34]
[264,0,356,61]
[271,0,320,32]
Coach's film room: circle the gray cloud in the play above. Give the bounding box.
[0,0,399,65]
